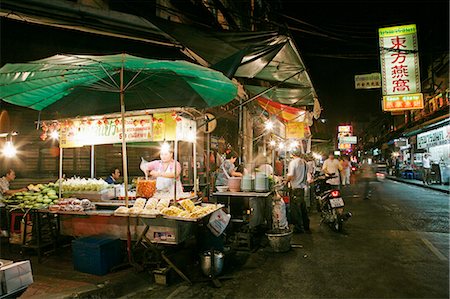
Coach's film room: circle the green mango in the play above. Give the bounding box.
[49,195,59,200]
[43,199,52,204]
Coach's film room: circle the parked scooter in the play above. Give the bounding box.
[313,173,352,232]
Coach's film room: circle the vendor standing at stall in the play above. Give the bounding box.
[215,151,242,186]
[146,147,184,193]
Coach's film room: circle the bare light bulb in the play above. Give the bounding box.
[3,141,17,158]
[265,121,274,131]
[50,131,59,140]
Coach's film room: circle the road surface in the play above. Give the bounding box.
[129,179,449,299]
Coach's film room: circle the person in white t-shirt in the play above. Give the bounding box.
[422,153,432,185]
[322,152,342,188]
[286,150,310,233]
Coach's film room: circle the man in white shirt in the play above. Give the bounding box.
[322,152,342,188]
[287,150,310,233]
[422,153,432,185]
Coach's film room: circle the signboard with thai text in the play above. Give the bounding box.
[286,122,307,139]
[383,93,424,111]
[59,115,153,148]
[339,136,357,144]
[379,24,423,111]
[338,125,352,133]
[355,73,381,89]
[417,125,450,149]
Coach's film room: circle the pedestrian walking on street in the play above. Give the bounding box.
[340,156,351,186]
[360,160,374,200]
[422,153,432,185]
[286,150,310,233]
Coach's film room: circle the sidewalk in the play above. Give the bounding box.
[1,241,150,299]
[386,175,449,194]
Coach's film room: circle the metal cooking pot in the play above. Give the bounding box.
[200,250,224,277]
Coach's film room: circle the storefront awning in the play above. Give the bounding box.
[0,0,179,47]
[153,20,318,107]
[257,97,306,122]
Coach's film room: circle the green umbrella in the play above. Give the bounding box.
[0,53,238,206]
[0,54,237,116]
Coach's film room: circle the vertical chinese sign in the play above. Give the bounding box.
[379,24,423,111]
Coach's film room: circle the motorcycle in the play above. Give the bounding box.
[313,173,352,232]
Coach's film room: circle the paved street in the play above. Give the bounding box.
[129,179,449,299]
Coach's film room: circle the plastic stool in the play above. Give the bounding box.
[10,212,30,234]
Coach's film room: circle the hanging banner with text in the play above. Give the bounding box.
[379,24,423,111]
[286,122,310,139]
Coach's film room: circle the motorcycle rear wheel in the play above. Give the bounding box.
[333,218,343,232]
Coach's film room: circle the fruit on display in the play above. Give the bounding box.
[53,198,95,212]
[61,177,109,192]
[2,183,59,209]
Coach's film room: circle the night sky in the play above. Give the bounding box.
[1,0,449,132]
[280,0,449,127]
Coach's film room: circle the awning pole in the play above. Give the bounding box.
[174,138,178,201]
[238,98,243,164]
[119,64,129,208]
[193,138,198,197]
[90,145,95,178]
[58,147,63,199]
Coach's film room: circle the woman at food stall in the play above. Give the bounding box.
[146,148,183,193]
[215,151,242,186]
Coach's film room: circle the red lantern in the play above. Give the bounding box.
[115,119,120,126]
[158,118,164,123]
[175,117,182,122]
[97,120,103,126]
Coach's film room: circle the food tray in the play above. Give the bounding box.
[63,188,115,201]
[94,201,136,207]
[161,204,224,222]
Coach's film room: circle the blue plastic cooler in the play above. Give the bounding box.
[72,236,123,275]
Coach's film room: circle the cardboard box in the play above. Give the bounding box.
[0,261,33,295]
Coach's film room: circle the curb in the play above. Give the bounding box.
[63,271,152,299]
[386,176,449,194]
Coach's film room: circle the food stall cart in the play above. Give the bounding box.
[0,54,238,270]
[45,109,199,236]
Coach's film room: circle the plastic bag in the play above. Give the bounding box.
[272,193,289,230]
[207,209,231,237]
